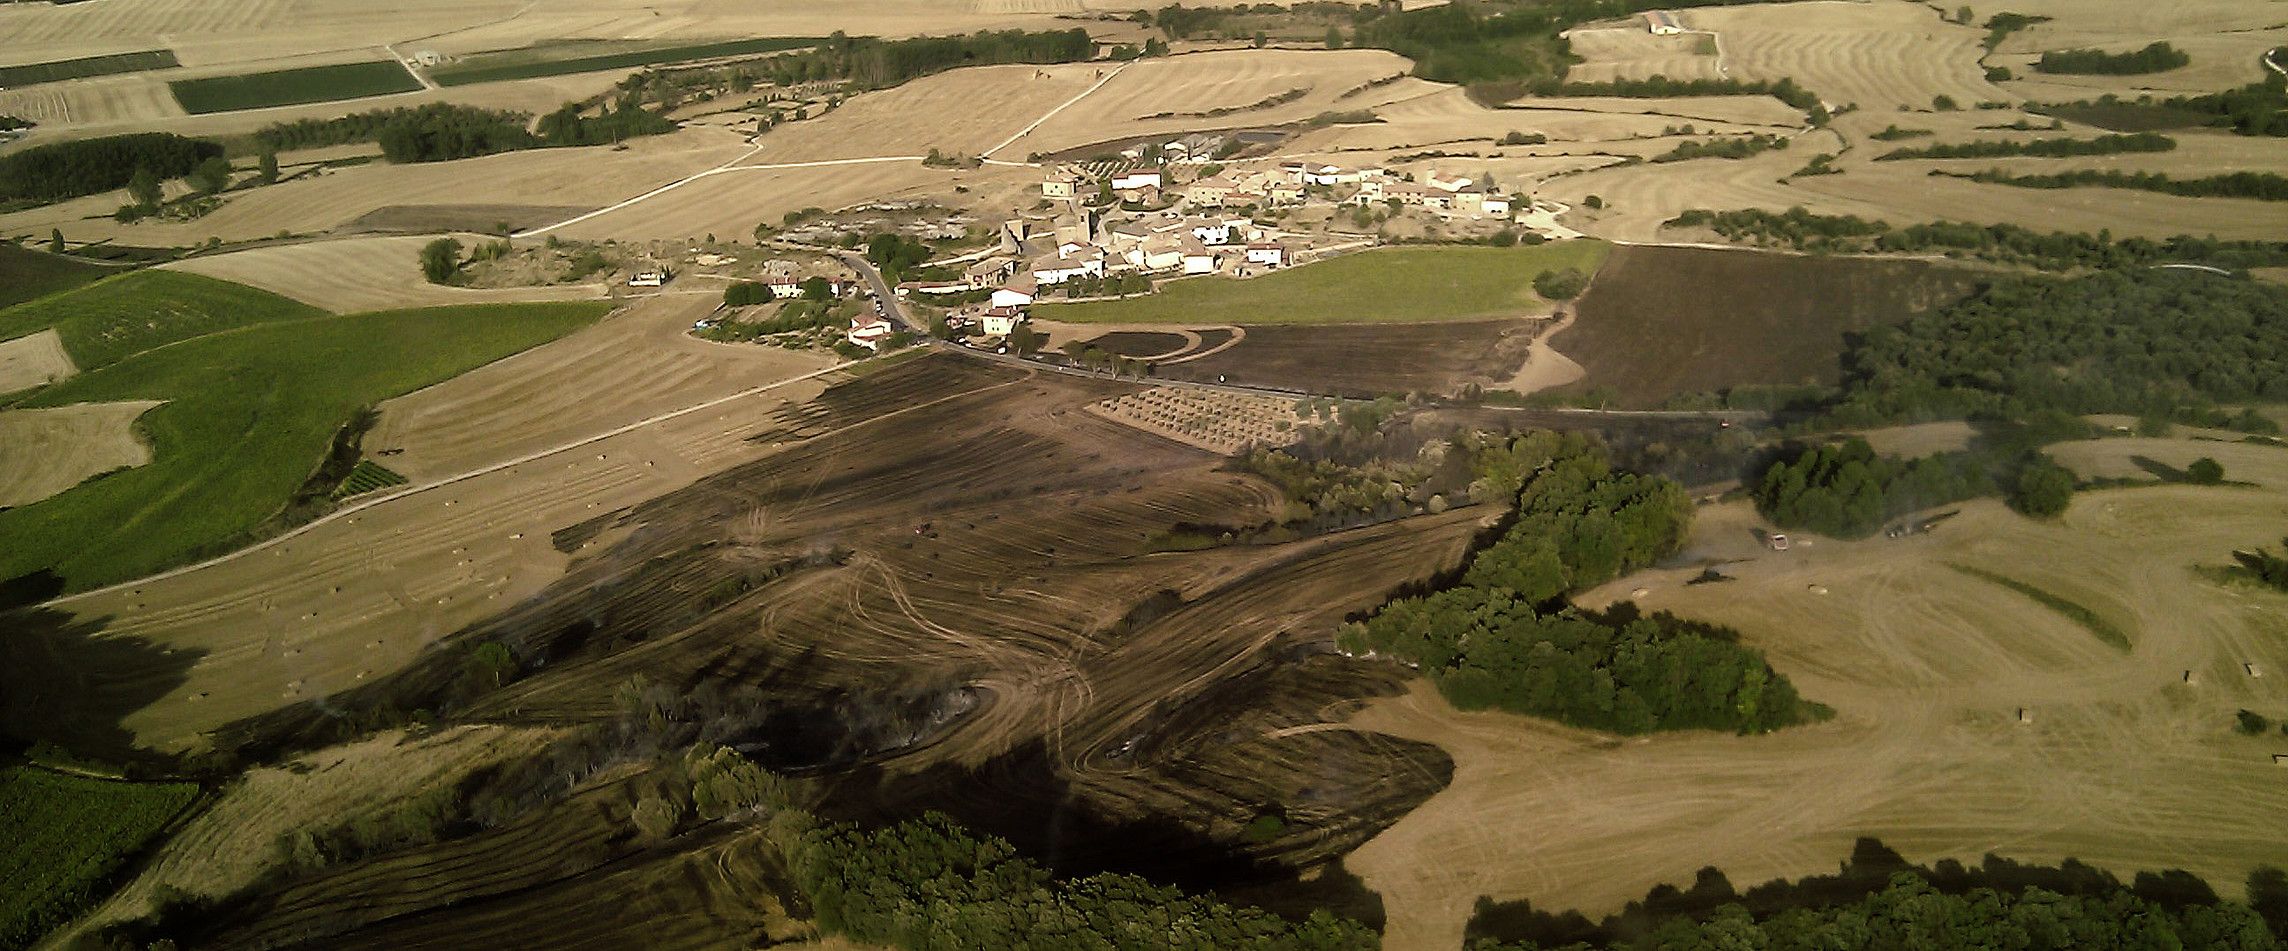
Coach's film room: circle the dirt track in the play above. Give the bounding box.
[1348,457,2288,948]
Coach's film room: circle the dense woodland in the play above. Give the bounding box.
[1875,131,2174,161]
[250,101,675,163]
[1830,269,2288,423]
[1470,840,2287,950]
[1667,206,2288,272]
[2034,40,2190,75]
[792,813,1377,950]
[1339,433,1822,735]
[750,29,1094,89]
[0,133,220,204]
[1753,439,1991,538]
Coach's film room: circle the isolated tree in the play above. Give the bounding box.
[630,794,684,843]
[419,237,464,285]
[1954,5,1973,23]
[47,228,64,254]
[257,149,279,185]
[1532,268,1589,301]
[1933,94,1960,110]
[2008,455,2076,518]
[1061,339,1088,362]
[1008,322,1041,356]
[189,156,233,195]
[1252,31,1267,48]
[126,166,162,210]
[2186,457,2225,485]
[1324,27,1344,49]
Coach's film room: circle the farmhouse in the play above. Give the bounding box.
[1645,10,1685,34]
[846,315,894,351]
[1042,171,1087,199]
[1186,217,1235,245]
[1123,234,1186,273]
[964,256,1017,289]
[1186,175,1237,207]
[1245,243,1289,268]
[979,305,1027,337]
[992,274,1038,308]
[1179,237,1216,275]
[627,269,670,287]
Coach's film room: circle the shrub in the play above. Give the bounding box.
[419,237,463,285]
[2237,709,2273,735]
[2186,457,2225,485]
[1532,267,1588,300]
[2007,455,2076,518]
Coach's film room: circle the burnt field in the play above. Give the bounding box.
[1153,319,1543,398]
[1556,246,1986,408]
[173,352,1492,943]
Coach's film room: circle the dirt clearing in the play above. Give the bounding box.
[0,400,161,508]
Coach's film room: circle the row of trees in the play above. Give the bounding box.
[248,101,677,165]
[1957,167,2288,201]
[1339,433,1823,735]
[789,812,1379,950]
[253,104,531,155]
[2035,40,2190,75]
[0,132,221,204]
[724,277,834,306]
[1752,439,1993,538]
[1876,131,2175,161]
[2044,77,2287,137]
[749,29,1095,90]
[1651,133,1788,163]
[1666,206,2288,272]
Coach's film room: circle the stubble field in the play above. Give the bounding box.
[162,236,606,313]
[1348,449,2288,948]
[0,400,162,509]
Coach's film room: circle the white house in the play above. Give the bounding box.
[627,269,670,287]
[1126,234,1186,273]
[1111,169,1164,192]
[1186,217,1234,245]
[1244,243,1288,268]
[1482,193,1513,218]
[1645,10,1684,34]
[1031,248,1105,286]
[846,315,894,350]
[1179,237,1217,275]
[992,274,1038,308]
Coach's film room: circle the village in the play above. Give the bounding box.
[661,140,1548,355]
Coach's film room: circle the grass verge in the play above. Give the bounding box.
[1035,241,1610,325]
[169,61,421,114]
[1949,564,2133,650]
[0,270,324,373]
[0,301,609,592]
[0,244,110,311]
[430,37,821,86]
[0,766,201,950]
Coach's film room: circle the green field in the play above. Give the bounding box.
[0,270,322,373]
[0,49,178,88]
[0,301,608,591]
[430,36,822,86]
[168,61,421,114]
[1036,241,1612,325]
[0,766,200,950]
[0,243,110,311]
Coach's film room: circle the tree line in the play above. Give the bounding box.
[0,132,221,204]
[2043,77,2288,137]
[2035,40,2190,75]
[1875,131,2174,161]
[1955,167,2288,201]
[1469,838,2287,950]
[1651,133,1788,163]
[1338,432,1825,735]
[247,101,677,164]
[1753,438,1992,538]
[751,29,1094,90]
[1666,206,2288,272]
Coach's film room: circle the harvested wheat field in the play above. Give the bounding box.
[1020,49,1416,156]
[741,62,1101,164]
[0,329,77,395]
[1984,0,2286,101]
[1853,420,1978,459]
[551,159,1036,243]
[163,237,603,313]
[1563,26,1725,84]
[1349,477,2288,949]
[366,293,837,482]
[65,724,559,939]
[0,401,161,508]
[1688,1,2007,111]
[0,74,182,131]
[0,126,749,247]
[1288,87,1789,155]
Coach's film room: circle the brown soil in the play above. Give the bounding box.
[1153,318,1544,398]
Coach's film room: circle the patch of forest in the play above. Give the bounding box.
[2041,78,2288,137]
[1666,206,2288,272]
[0,133,220,205]
[1338,431,1826,735]
[1467,837,2288,950]
[1874,131,2174,161]
[1950,167,2288,201]
[2033,40,2189,75]
[250,101,674,164]
[747,29,1095,90]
